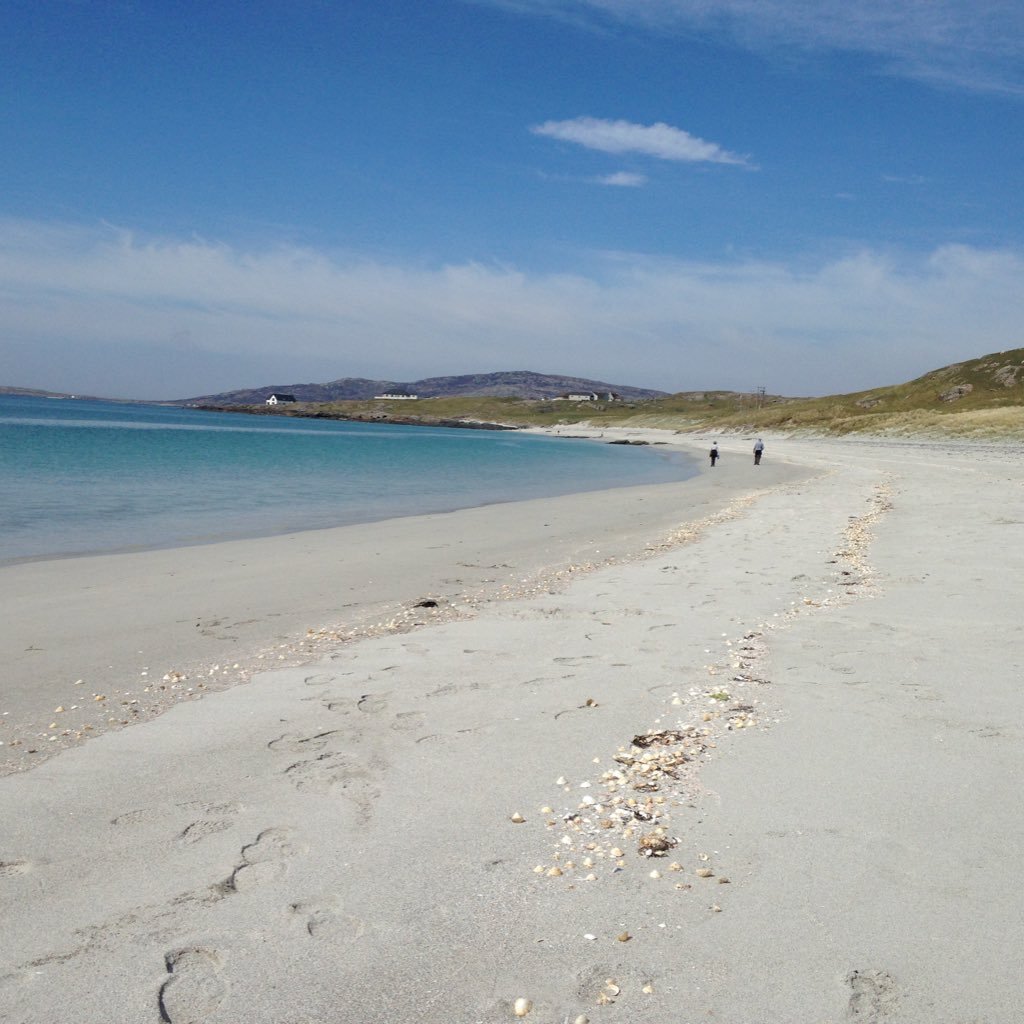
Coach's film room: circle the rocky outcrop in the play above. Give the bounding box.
[938,383,973,402]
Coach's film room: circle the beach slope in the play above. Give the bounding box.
[1,434,1021,1023]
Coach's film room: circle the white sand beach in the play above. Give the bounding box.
[2,431,1022,1023]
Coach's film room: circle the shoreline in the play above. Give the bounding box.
[3,430,1023,1022]
[0,431,802,774]
[0,466,689,573]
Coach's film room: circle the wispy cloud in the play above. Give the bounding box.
[882,174,927,185]
[532,116,750,165]
[596,171,648,187]
[2,219,1022,399]
[485,0,1024,94]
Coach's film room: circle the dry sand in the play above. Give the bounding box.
[1,431,1022,1023]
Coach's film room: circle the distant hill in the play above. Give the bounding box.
[179,371,667,405]
[597,347,1024,437]
[0,386,80,399]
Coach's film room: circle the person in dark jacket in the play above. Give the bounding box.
[753,438,764,465]
[710,443,720,467]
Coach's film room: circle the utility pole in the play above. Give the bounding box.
[754,386,766,409]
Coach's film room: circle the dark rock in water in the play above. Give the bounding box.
[414,599,439,608]
[607,439,649,446]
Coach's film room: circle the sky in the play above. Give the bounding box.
[2,0,1023,399]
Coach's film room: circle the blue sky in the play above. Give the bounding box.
[2,0,1023,399]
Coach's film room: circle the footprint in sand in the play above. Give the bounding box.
[288,897,365,940]
[574,962,659,1008]
[846,969,899,1020]
[225,828,304,893]
[390,710,425,732]
[267,730,340,754]
[357,692,390,714]
[0,859,32,877]
[283,753,380,813]
[159,947,227,1024]
[303,672,340,687]
[177,820,232,846]
[112,801,240,828]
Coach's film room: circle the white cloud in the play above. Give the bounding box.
[596,171,648,187]
[1,219,1023,399]
[532,116,749,165]
[485,0,1024,94]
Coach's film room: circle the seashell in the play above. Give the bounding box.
[555,776,568,786]
[668,862,683,872]
[696,868,714,878]
[617,931,632,942]
[574,1016,590,1024]
[584,873,597,882]
[580,795,595,806]
[596,992,611,1006]
[563,860,575,870]
[638,833,673,856]
[718,876,731,884]
[712,904,722,912]
[546,866,563,877]
[610,847,624,858]
[649,870,661,879]
[533,865,545,874]
[540,806,553,814]
[510,812,526,823]
[642,983,654,994]
[604,982,621,996]
[582,857,594,868]
[513,997,533,1017]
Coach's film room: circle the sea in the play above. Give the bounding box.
[0,395,696,565]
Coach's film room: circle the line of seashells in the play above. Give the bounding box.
[521,714,740,890]
[506,480,896,1016]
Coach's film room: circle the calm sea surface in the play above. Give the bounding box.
[0,396,696,564]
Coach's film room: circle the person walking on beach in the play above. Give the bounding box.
[710,443,720,467]
[753,438,764,465]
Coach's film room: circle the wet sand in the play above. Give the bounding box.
[1,431,1022,1023]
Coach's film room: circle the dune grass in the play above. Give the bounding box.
[250,347,1024,440]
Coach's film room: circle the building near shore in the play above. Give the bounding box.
[552,391,620,402]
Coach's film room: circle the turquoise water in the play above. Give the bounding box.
[0,396,695,564]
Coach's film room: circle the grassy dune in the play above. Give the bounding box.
[250,348,1024,439]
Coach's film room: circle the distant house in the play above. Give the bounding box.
[553,391,620,402]
[374,391,419,400]
[265,393,297,405]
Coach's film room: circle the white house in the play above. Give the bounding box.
[374,391,419,400]
[553,391,620,402]
[265,393,297,405]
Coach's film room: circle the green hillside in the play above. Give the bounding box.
[223,348,1024,438]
